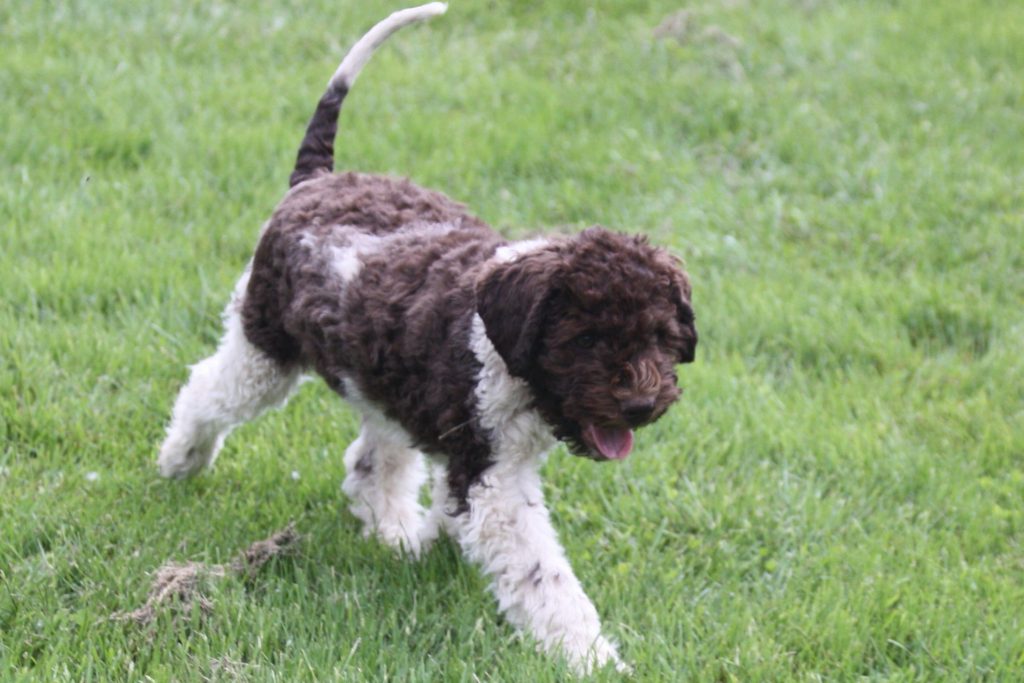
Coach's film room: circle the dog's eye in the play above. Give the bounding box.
[573,333,598,349]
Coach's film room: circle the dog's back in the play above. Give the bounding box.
[241,171,495,368]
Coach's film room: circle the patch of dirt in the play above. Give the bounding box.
[230,523,301,577]
[114,561,224,625]
[113,523,300,626]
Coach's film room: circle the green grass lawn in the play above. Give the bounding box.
[2,0,1022,679]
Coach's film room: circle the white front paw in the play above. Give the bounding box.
[564,634,630,677]
[157,431,220,479]
[372,513,426,559]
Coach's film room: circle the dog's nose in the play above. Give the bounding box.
[621,398,656,427]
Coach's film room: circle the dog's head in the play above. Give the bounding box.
[477,227,697,460]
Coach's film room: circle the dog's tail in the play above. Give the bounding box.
[289,3,448,188]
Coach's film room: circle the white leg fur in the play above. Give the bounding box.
[341,412,430,557]
[158,272,302,478]
[463,312,627,673]
[448,460,626,674]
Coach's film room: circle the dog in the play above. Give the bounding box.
[157,3,696,673]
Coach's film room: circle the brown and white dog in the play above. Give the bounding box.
[158,3,696,673]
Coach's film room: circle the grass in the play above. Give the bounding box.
[2,0,1022,679]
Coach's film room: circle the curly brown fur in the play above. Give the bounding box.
[476,228,696,460]
[242,172,490,365]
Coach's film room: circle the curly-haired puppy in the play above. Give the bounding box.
[158,3,696,673]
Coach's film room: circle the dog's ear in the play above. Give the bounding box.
[476,250,563,378]
[660,253,697,364]
[676,293,698,364]
[674,273,698,364]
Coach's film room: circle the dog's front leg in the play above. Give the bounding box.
[449,460,627,674]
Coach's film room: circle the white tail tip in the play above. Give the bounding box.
[330,3,448,90]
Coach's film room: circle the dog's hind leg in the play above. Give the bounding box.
[158,271,302,479]
[341,410,429,557]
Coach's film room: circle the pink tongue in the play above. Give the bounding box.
[588,425,634,460]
